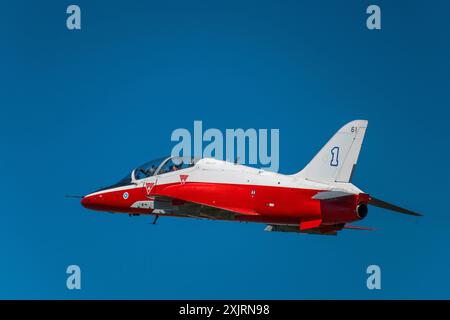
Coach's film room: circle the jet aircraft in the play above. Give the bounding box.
[80,120,421,235]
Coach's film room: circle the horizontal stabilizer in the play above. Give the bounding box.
[312,191,354,200]
[369,197,422,217]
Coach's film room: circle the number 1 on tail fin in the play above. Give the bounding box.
[293,120,368,183]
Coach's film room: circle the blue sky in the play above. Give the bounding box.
[0,0,449,299]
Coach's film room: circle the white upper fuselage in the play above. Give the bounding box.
[87,157,363,198]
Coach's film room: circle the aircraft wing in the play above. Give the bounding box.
[149,195,253,220]
[151,184,258,216]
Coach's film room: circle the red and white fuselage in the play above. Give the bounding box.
[80,120,420,235]
[81,157,368,234]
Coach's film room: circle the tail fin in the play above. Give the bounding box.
[294,120,368,183]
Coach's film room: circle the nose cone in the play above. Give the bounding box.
[80,189,132,213]
[80,195,92,208]
[80,192,117,212]
[81,194,101,209]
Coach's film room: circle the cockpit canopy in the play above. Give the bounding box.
[133,156,168,180]
[133,156,198,180]
[97,156,199,192]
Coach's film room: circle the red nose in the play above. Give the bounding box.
[81,195,101,209]
[80,193,111,211]
[80,196,91,208]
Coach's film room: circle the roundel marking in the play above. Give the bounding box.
[123,192,129,200]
